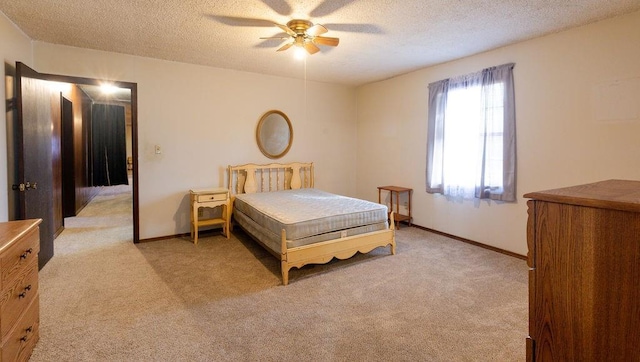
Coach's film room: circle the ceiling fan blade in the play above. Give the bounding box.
[275,23,297,37]
[303,41,320,54]
[277,42,294,52]
[312,36,339,47]
[306,24,328,37]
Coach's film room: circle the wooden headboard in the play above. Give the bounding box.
[227,162,314,195]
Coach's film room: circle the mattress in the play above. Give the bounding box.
[233,188,389,250]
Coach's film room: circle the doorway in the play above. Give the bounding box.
[12,62,139,268]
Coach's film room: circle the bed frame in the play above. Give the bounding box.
[228,162,396,285]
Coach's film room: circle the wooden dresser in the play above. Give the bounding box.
[524,180,640,361]
[0,219,41,361]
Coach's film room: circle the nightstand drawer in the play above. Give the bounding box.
[197,193,227,202]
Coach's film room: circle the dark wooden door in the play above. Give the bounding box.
[15,62,58,268]
[61,96,76,218]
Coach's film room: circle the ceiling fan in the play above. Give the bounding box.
[260,19,339,55]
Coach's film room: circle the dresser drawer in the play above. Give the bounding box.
[197,193,228,202]
[0,297,39,362]
[1,261,38,341]
[1,228,39,289]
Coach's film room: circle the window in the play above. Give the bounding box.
[426,63,516,201]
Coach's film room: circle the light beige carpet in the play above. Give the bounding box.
[30,185,528,361]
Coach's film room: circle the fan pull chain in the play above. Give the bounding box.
[304,56,308,123]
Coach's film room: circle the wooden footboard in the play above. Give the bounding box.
[280,213,396,285]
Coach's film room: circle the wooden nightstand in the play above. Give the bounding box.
[378,186,412,229]
[189,188,230,244]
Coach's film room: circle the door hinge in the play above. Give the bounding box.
[12,183,25,191]
[6,97,17,111]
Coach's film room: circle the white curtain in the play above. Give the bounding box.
[426,63,516,201]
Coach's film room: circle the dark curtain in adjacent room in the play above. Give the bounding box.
[91,104,128,186]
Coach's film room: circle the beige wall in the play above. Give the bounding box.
[32,43,358,239]
[0,12,33,222]
[356,11,640,255]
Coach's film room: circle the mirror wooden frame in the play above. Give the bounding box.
[256,110,293,159]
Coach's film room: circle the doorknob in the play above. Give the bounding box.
[12,182,37,191]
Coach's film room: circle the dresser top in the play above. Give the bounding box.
[524,179,640,212]
[0,219,42,254]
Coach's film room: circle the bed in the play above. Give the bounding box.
[227,162,396,285]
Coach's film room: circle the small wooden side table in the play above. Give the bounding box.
[378,186,412,229]
[189,188,230,244]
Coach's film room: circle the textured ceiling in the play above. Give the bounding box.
[2,0,640,86]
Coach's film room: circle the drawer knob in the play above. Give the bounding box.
[18,285,32,298]
[20,248,33,259]
[19,326,34,343]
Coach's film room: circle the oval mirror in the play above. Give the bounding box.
[256,110,293,159]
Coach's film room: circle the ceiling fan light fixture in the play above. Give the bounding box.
[293,46,307,60]
[263,19,339,56]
